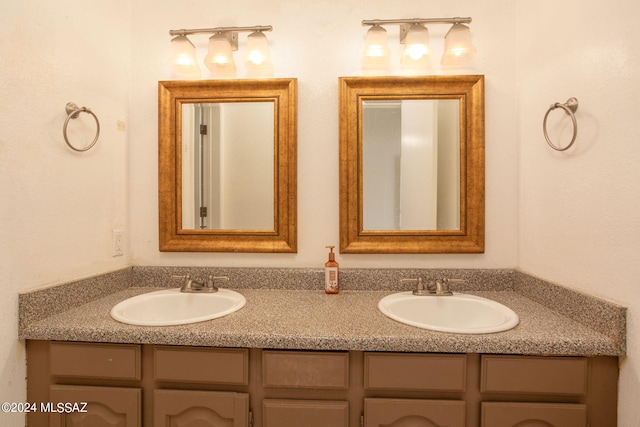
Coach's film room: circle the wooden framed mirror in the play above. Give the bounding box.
[158,78,297,252]
[338,75,484,253]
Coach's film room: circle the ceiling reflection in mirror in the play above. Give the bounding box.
[362,99,460,231]
[181,101,275,230]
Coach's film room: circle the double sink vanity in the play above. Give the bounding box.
[18,75,625,426]
[20,267,625,427]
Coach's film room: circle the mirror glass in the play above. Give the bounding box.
[158,78,297,252]
[181,101,274,230]
[339,75,484,254]
[362,99,460,231]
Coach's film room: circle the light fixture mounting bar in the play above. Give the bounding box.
[169,25,273,36]
[361,17,471,26]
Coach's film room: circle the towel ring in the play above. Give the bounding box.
[63,102,100,152]
[543,97,578,151]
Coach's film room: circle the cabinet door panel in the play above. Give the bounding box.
[364,398,465,427]
[262,350,349,389]
[481,355,587,395]
[50,342,141,380]
[49,385,141,427]
[154,390,248,427]
[154,346,248,385]
[481,402,587,427]
[365,353,466,392]
[263,399,349,427]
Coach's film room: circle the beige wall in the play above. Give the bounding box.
[2,0,638,425]
[129,0,519,268]
[0,1,131,425]
[516,1,640,424]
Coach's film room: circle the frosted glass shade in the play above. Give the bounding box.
[244,31,273,77]
[168,35,201,79]
[401,24,431,72]
[361,25,390,72]
[441,23,476,67]
[205,33,237,77]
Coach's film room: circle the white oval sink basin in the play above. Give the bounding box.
[378,292,519,334]
[110,288,246,326]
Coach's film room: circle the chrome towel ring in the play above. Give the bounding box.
[63,102,100,152]
[543,97,578,151]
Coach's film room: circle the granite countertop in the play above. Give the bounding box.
[19,282,624,356]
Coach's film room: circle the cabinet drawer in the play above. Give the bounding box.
[154,346,248,385]
[481,402,587,427]
[263,399,348,427]
[364,353,466,392]
[481,355,587,395]
[365,398,465,427]
[262,350,349,389]
[50,342,141,380]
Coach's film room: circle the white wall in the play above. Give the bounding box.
[516,1,640,424]
[0,1,131,424]
[130,0,520,268]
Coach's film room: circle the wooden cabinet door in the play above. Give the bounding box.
[49,385,141,427]
[154,389,249,427]
[481,402,587,427]
[364,398,465,427]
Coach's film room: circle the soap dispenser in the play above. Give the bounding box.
[324,245,339,294]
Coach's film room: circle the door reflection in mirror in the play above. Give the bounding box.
[181,101,275,230]
[362,99,460,231]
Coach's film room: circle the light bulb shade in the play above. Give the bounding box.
[441,23,476,67]
[205,33,237,77]
[168,35,201,79]
[361,25,390,72]
[244,31,273,77]
[401,24,431,72]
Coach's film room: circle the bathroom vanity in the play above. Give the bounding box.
[19,267,625,427]
[27,342,617,427]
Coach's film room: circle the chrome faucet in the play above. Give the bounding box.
[172,274,229,293]
[401,277,464,296]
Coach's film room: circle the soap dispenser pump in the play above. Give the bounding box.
[324,245,339,294]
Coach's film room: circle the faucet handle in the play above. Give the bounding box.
[436,278,464,295]
[206,275,229,292]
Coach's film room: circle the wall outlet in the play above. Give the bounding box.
[112,230,124,257]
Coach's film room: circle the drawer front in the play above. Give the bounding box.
[154,346,248,385]
[50,342,141,380]
[262,350,349,389]
[365,398,465,427]
[364,353,466,392]
[481,355,587,395]
[481,402,587,427]
[263,399,348,427]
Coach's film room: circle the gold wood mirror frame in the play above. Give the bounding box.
[339,75,484,253]
[158,78,297,252]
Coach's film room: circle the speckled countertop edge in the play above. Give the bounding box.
[18,267,626,356]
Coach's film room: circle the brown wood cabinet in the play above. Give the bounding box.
[26,341,618,427]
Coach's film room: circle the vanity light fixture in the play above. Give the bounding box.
[361,24,391,71]
[168,25,273,79]
[244,31,273,77]
[168,35,201,79]
[361,17,475,72]
[441,23,476,67]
